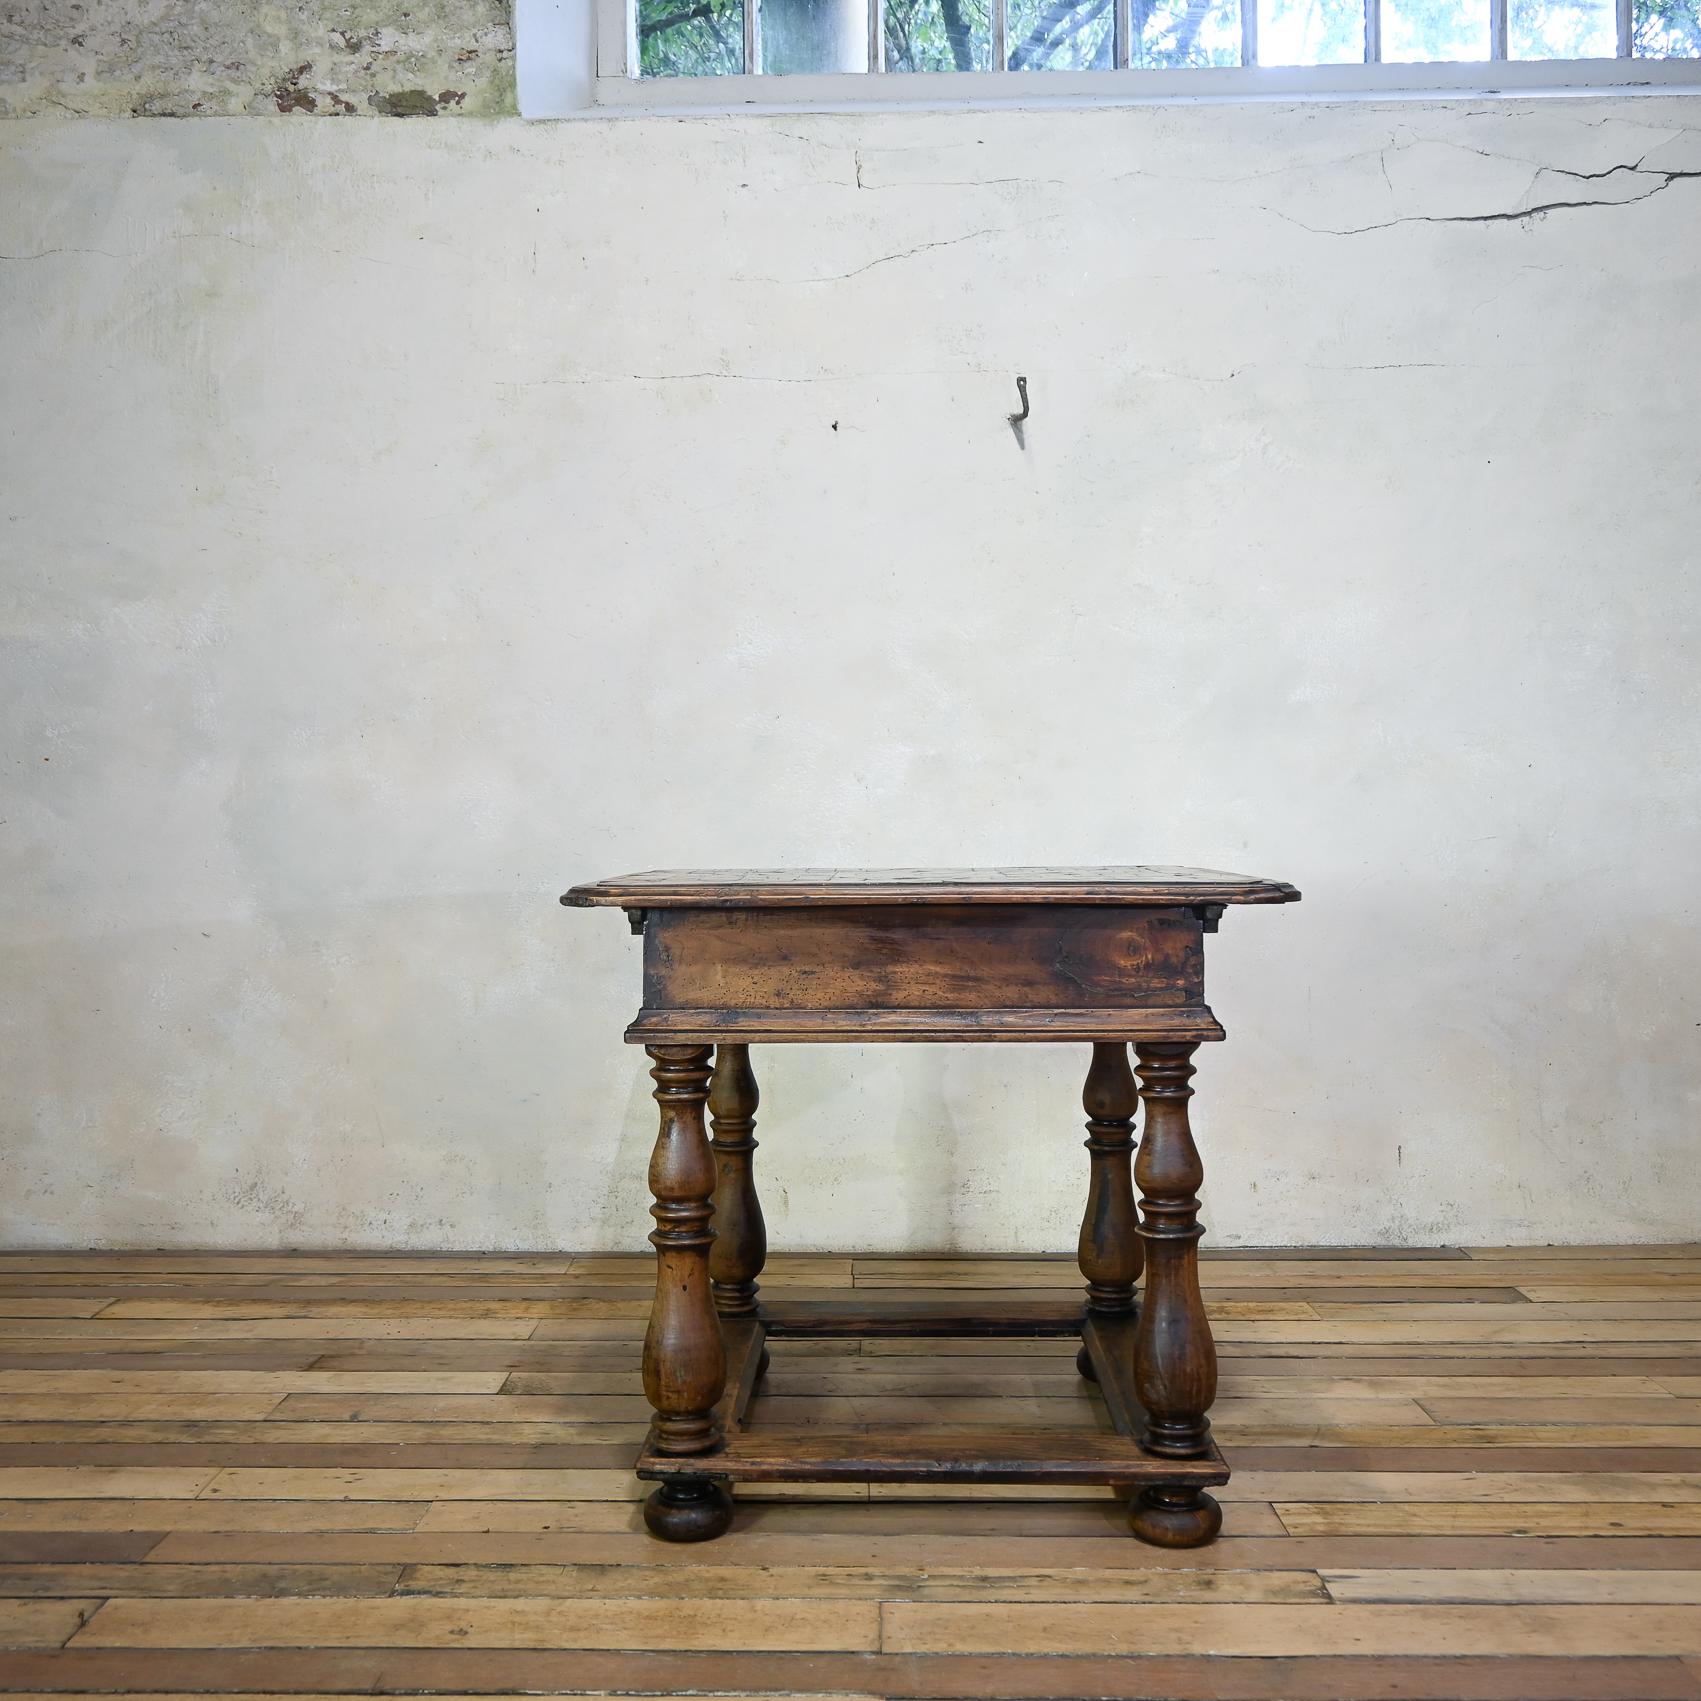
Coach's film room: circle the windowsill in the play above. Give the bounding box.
[570,57,1701,116]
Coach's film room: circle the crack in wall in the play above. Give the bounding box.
[742,212,1065,284]
[1284,157,1701,234]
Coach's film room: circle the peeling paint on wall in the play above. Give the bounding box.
[0,1,515,118]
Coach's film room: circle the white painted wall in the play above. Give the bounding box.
[2,102,1698,1252]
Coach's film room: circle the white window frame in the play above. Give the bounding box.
[591,0,1701,108]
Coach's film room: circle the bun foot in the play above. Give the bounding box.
[1075,1342,1098,1382]
[757,1345,772,1379]
[643,1478,733,1543]
[1128,1485,1222,1548]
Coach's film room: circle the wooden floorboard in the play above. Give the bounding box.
[0,1246,1696,1698]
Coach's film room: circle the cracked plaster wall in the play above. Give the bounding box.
[1,102,1698,1250]
[0,0,515,117]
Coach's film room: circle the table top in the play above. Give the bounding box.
[563,866,1300,908]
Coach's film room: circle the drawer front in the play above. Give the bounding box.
[643,904,1204,1014]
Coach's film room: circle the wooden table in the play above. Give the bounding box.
[562,867,1300,1547]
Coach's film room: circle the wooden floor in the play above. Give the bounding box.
[1,1247,1700,1699]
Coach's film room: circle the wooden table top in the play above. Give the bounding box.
[563,866,1300,908]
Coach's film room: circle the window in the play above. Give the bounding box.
[593,0,1701,99]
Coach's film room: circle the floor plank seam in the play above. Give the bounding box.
[3,1247,1701,1678]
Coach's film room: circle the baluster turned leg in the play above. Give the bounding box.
[1075,1041,1142,1381]
[1128,1041,1222,1547]
[709,1043,770,1378]
[641,1044,732,1541]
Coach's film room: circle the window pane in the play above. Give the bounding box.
[1008,0,1114,67]
[639,0,743,72]
[885,0,993,67]
[1509,0,1616,55]
[1636,0,1701,52]
[1133,0,1243,65]
[1257,0,1365,62]
[765,0,870,70]
[1381,0,1491,57]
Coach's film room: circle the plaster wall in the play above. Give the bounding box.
[1,103,1698,1250]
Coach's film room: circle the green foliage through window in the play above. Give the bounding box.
[637,0,1701,71]
[1637,0,1701,53]
[639,0,743,74]
[886,0,992,70]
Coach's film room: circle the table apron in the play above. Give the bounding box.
[628,904,1219,1042]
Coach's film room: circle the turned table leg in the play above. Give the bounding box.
[1128,1040,1222,1547]
[709,1041,768,1303]
[641,1043,732,1541]
[1075,1041,1141,1382]
[710,1042,770,1379]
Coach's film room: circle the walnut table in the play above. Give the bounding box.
[562,867,1300,1547]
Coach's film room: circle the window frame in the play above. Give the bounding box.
[593,0,1701,106]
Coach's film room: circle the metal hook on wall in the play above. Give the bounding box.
[1007,375,1030,448]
